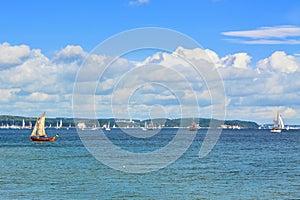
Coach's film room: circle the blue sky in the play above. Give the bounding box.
[1,0,300,124]
[1,0,299,59]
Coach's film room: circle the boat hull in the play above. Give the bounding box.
[270,128,282,133]
[189,127,197,131]
[30,136,56,142]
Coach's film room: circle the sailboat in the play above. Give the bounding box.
[66,124,71,130]
[147,120,154,130]
[91,123,99,130]
[30,112,59,142]
[105,121,111,131]
[141,121,147,131]
[189,120,198,131]
[270,110,284,133]
[22,119,25,129]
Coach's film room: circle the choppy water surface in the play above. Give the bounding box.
[0,128,299,199]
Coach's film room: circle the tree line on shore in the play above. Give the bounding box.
[0,115,258,129]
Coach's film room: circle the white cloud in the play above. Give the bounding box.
[27,92,59,102]
[1,43,300,124]
[283,107,297,118]
[222,25,300,39]
[257,51,299,73]
[238,39,300,45]
[0,44,85,117]
[219,53,251,69]
[53,45,87,63]
[173,46,220,64]
[129,0,149,6]
[0,48,52,89]
[0,42,31,67]
[222,25,300,45]
[0,88,20,102]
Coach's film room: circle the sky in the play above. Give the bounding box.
[0,0,300,124]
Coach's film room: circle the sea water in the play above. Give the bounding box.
[0,128,299,199]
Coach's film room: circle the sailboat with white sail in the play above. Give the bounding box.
[141,121,147,131]
[147,120,154,130]
[270,110,284,133]
[56,120,63,129]
[22,119,25,129]
[105,121,111,131]
[30,112,59,142]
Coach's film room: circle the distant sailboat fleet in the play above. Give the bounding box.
[0,110,298,131]
[0,119,32,129]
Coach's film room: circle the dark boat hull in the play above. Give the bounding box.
[30,136,56,142]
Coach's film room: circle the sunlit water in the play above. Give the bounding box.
[1,128,299,199]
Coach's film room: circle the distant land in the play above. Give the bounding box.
[0,115,258,129]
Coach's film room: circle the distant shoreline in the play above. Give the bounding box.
[0,115,259,129]
[1,114,300,130]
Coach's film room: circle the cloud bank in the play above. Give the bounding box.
[0,42,299,124]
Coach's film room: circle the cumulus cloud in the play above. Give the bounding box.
[0,42,31,68]
[173,46,220,64]
[142,46,300,123]
[1,43,300,123]
[218,53,251,69]
[224,51,300,123]
[53,45,87,63]
[0,44,86,116]
[257,51,299,73]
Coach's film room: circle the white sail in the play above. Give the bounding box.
[278,114,284,129]
[147,120,154,130]
[106,121,111,131]
[59,120,62,128]
[31,112,47,137]
[271,110,284,133]
[30,120,38,137]
[37,112,47,137]
[22,119,25,129]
